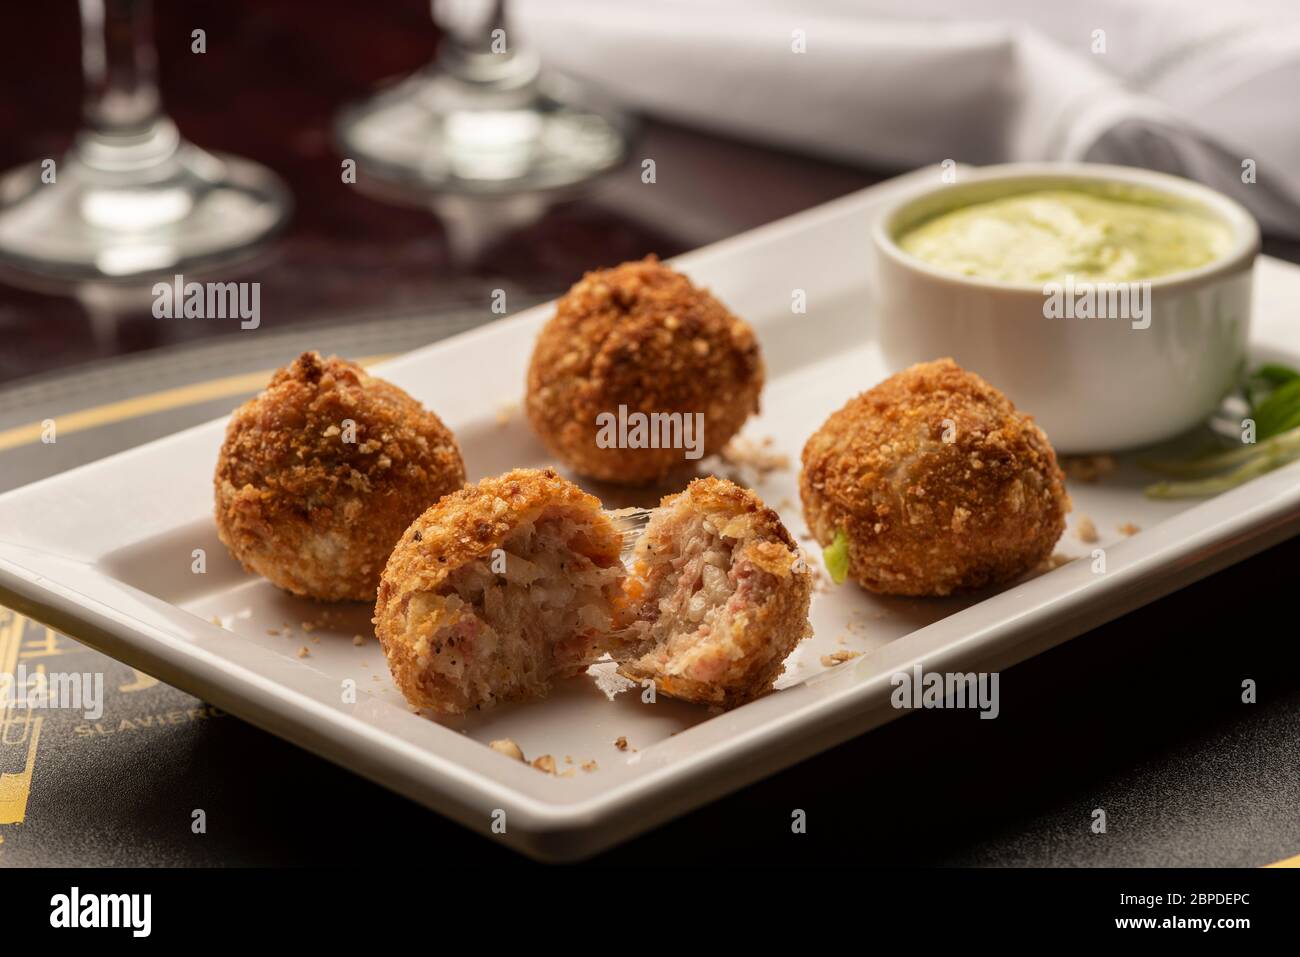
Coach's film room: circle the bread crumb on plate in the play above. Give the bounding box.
[820,650,861,667]
[1061,454,1118,484]
[489,738,525,762]
[531,754,557,774]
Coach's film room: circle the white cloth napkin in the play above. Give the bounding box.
[510,0,1300,236]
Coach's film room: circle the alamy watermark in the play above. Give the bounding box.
[50,887,151,937]
[595,405,705,460]
[890,664,1000,719]
[152,274,261,329]
[1043,275,1151,330]
[0,666,104,720]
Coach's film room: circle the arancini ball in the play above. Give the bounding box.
[617,477,812,708]
[800,358,1068,597]
[373,470,811,715]
[373,468,626,715]
[525,256,763,484]
[215,352,466,601]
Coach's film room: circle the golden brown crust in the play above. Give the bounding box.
[799,358,1068,597]
[214,352,466,601]
[618,477,812,708]
[374,468,623,714]
[376,467,620,606]
[525,256,764,484]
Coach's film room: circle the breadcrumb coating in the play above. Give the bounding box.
[618,477,812,707]
[525,256,763,484]
[800,358,1068,596]
[214,352,466,601]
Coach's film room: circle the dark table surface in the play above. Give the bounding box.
[1,0,1299,867]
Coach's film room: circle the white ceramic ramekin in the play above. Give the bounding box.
[873,163,1261,453]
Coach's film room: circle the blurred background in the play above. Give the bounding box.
[0,0,880,386]
[4,0,1299,387]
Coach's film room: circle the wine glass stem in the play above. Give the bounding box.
[435,0,533,85]
[80,0,162,137]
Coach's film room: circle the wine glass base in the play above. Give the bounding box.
[0,135,291,281]
[336,67,633,196]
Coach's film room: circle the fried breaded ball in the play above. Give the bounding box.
[525,256,764,484]
[617,477,812,708]
[374,468,626,715]
[215,352,466,601]
[800,358,1068,597]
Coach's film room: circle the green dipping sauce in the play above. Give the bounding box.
[897,189,1233,284]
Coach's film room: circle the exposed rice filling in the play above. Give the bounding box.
[396,489,794,712]
[406,509,624,709]
[621,505,774,683]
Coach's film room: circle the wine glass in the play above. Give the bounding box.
[335,0,632,196]
[0,0,290,281]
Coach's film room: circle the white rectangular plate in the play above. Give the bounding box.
[3,170,1300,862]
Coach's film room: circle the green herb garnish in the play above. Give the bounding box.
[1143,362,1300,498]
[1245,363,1299,411]
[1252,377,1300,439]
[823,528,850,584]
